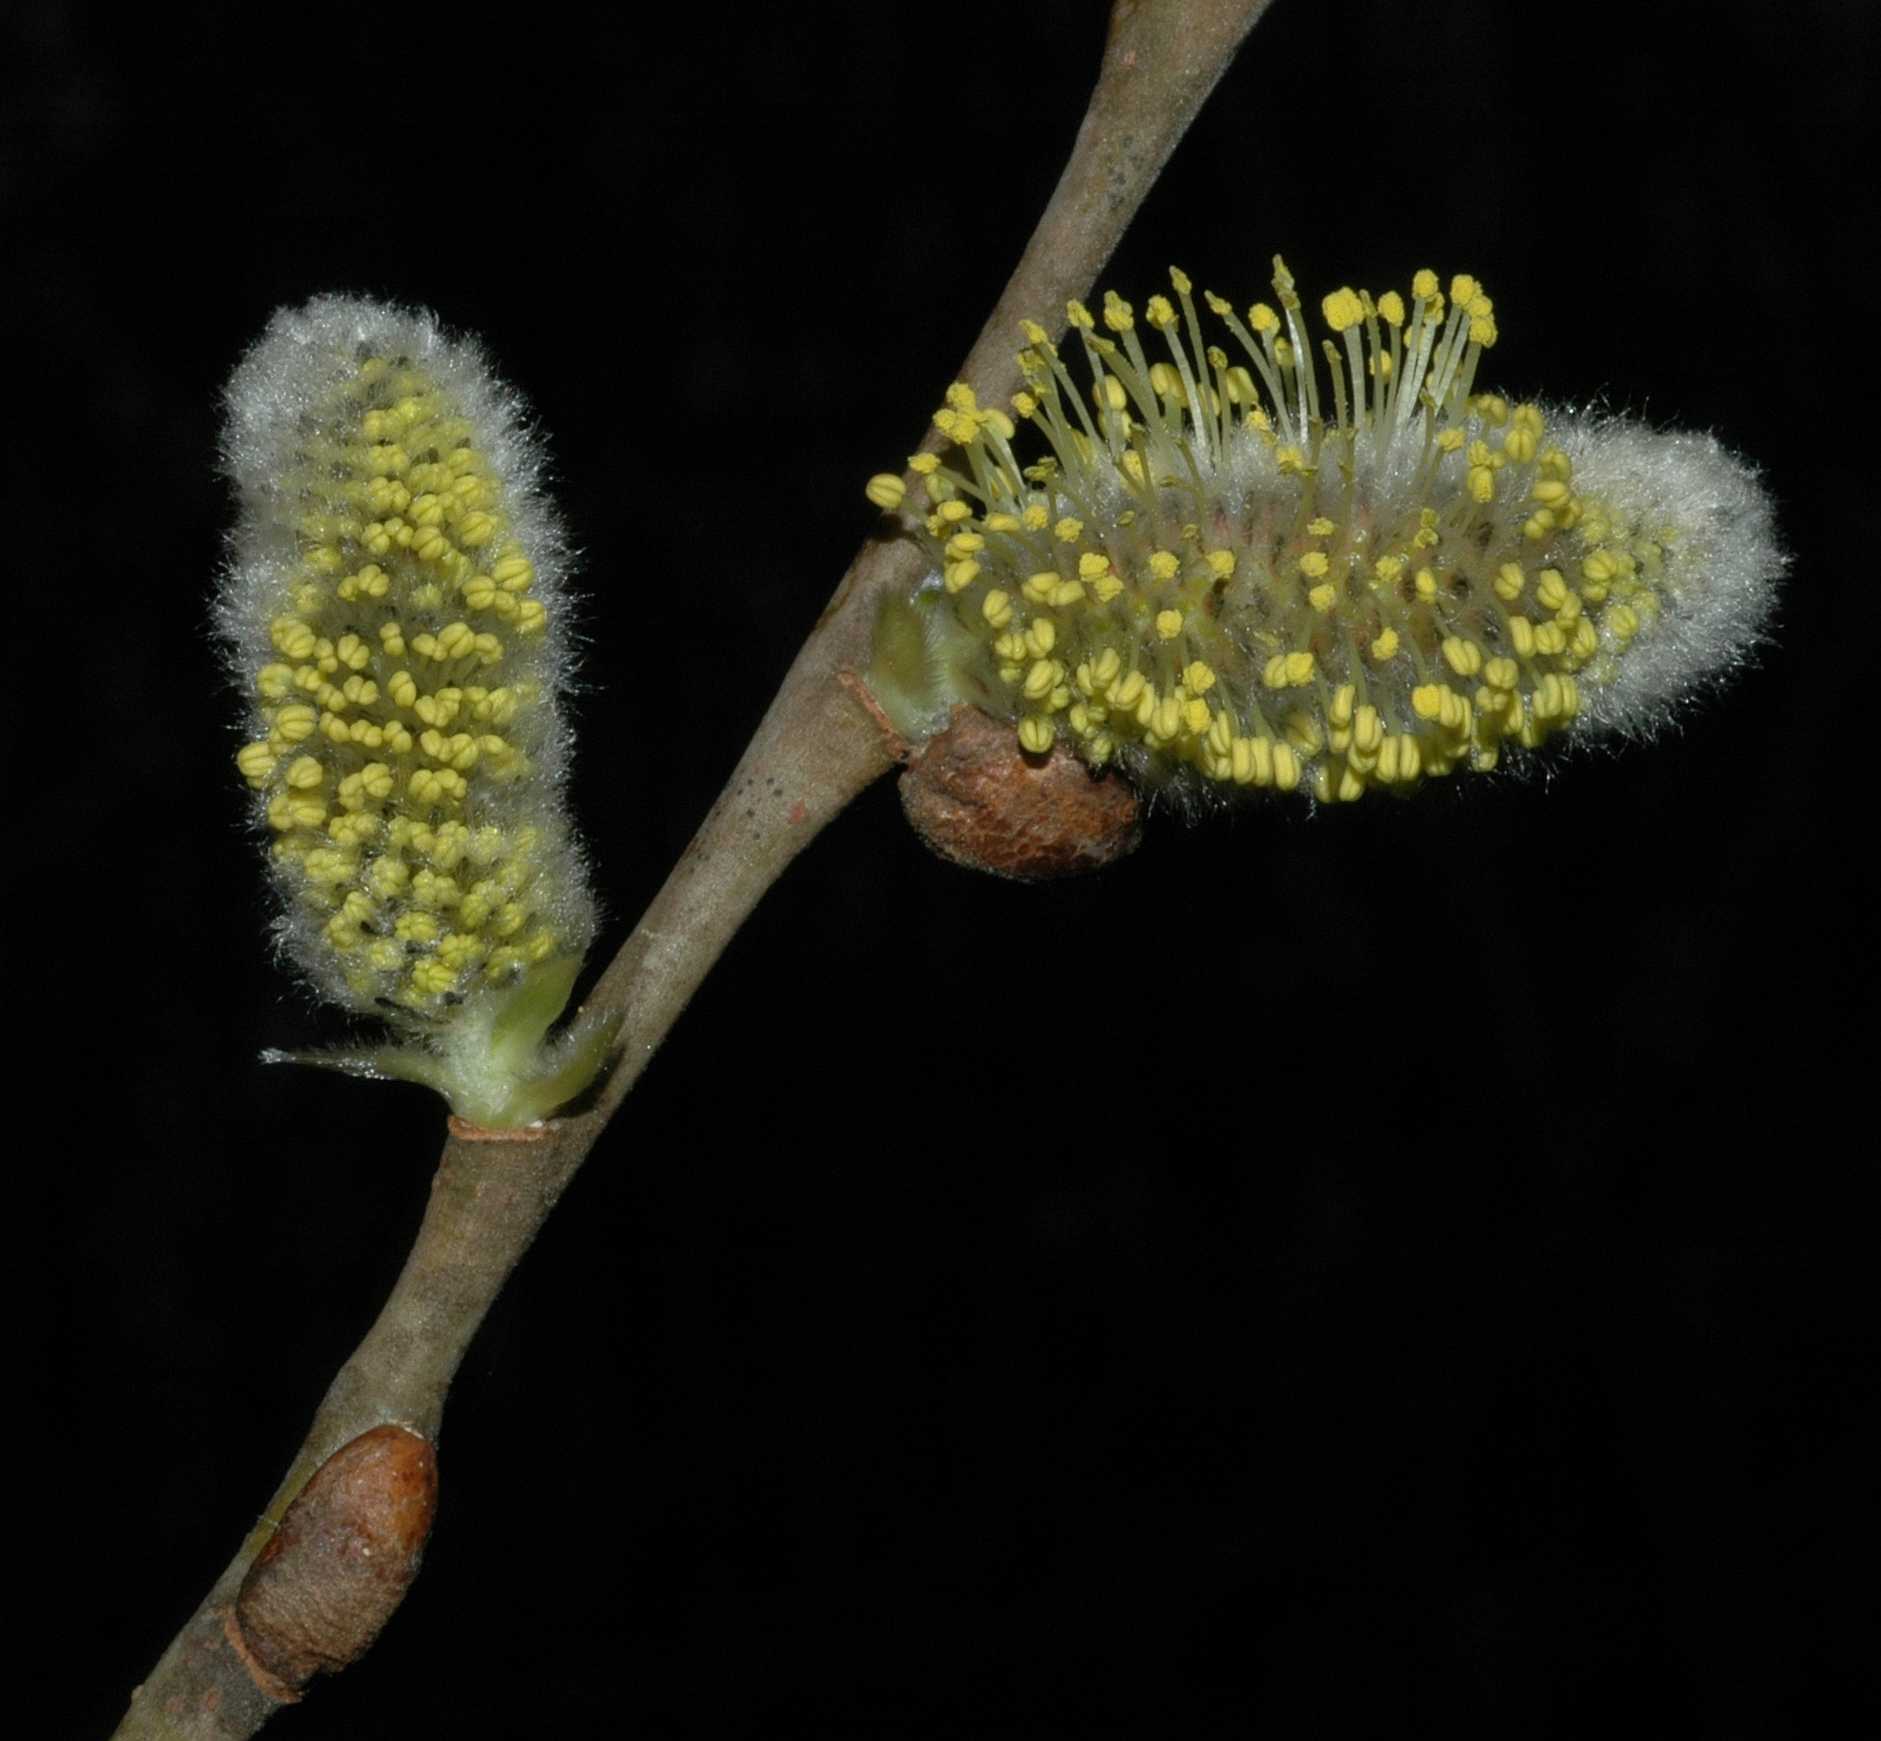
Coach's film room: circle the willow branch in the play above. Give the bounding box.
[113,4,1273,1734]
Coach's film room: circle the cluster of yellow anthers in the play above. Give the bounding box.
[223,298,606,1125]
[867,258,1776,802]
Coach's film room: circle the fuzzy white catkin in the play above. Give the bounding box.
[867,263,1786,805]
[1549,415,1780,737]
[220,296,599,1101]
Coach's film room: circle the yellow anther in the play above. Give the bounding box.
[432,621,473,660]
[1148,550,1181,582]
[1387,733,1426,784]
[1183,660,1217,694]
[981,590,1013,629]
[1370,627,1400,661]
[1442,637,1484,678]
[1376,290,1405,327]
[274,703,318,742]
[1155,609,1184,640]
[1322,287,1364,332]
[236,743,276,787]
[1249,303,1280,334]
[1140,694,1177,742]
[1483,657,1519,691]
[865,473,905,510]
[1300,550,1330,579]
[267,790,327,830]
[1229,735,1267,786]
[1205,549,1236,579]
[1109,670,1147,711]
[1307,583,1337,613]
[1494,561,1526,601]
[270,617,317,659]
[1145,294,1178,330]
[482,555,529,594]
[943,560,981,594]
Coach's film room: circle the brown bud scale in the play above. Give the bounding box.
[231,1424,438,1698]
[898,705,1141,880]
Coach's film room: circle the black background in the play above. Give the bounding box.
[13,1,1875,1735]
